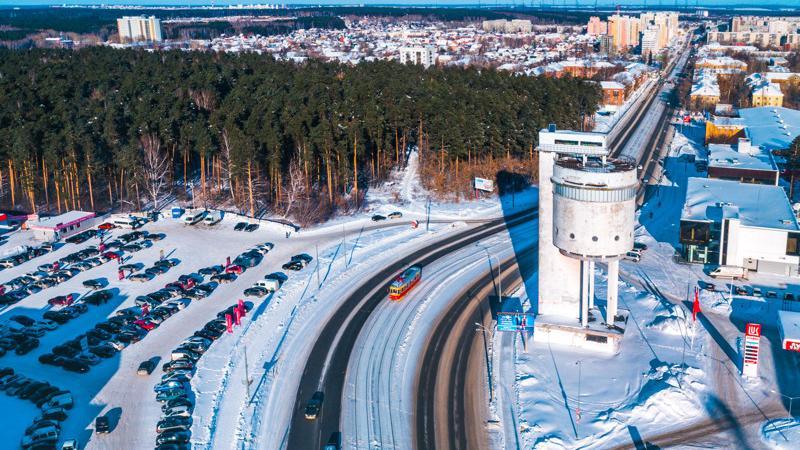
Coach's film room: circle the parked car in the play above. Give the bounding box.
[624,251,641,263]
[98,222,116,230]
[11,315,36,327]
[199,265,224,276]
[156,416,192,434]
[155,430,191,445]
[95,415,110,434]
[138,360,157,376]
[62,359,90,374]
[244,223,259,232]
[210,273,237,284]
[15,338,39,355]
[388,211,402,219]
[371,214,386,222]
[234,222,247,231]
[282,260,304,271]
[47,295,74,307]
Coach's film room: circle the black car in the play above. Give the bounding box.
[10,315,36,327]
[304,391,324,420]
[292,254,313,264]
[282,261,304,271]
[162,396,193,412]
[194,329,221,341]
[156,259,179,268]
[39,407,68,421]
[138,360,157,375]
[63,359,90,373]
[146,266,169,276]
[371,214,386,222]
[234,222,247,231]
[244,287,268,298]
[43,311,71,324]
[15,338,39,355]
[156,430,191,445]
[39,354,67,367]
[89,345,116,358]
[244,223,259,232]
[95,415,111,434]
[199,265,224,276]
[52,344,80,358]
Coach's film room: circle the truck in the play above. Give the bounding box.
[203,210,223,225]
[710,265,748,280]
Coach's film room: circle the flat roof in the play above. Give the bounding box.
[707,143,777,172]
[779,310,800,343]
[739,107,800,152]
[28,211,95,231]
[682,177,798,231]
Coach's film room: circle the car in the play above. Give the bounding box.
[155,380,188,393]
[199,265,224,276]
[39,354,67,367]
[767,291,778,299]
[43,311,71,324]
[162,405,192,418]
[130,273,154,282]
[146,266,169,277]
[122,243,143,253]
[785,292,795,301]
[225,264,245,275]
[101,251,121,262]
[633,242,648,252]
[98,222,116,230]
[66,303,88,314]
[162,396,193,412]
[234,222,247,231]
[156,430,191,445]
[371,214,386,221]
[244,223,259,232]
[735,286,748,295]
[82,279,106,290]
[95,415,111,434]
[89,345,116,358]
[23,326,47,338]
[25,420,60,436]
[624,251,641,263]
[161,373,192,385]
[194,329,221,341]
[11,315,36,327]
[156,259,179,268]
[47,294,75,306]
[171,349,201,362]
[156,417,192,434]
[703,281,716,291]
[84,290,113,305]
[134,319,158,331]
[37,407,68,422]
[752,287,763,297]
[282,261,304,271]
[292,254,313,264]
[61,439,79,450]
[156,388,188,403]
[388,211,402,219]
[15,338,39,355]
[210,273,237,284]
[162,360,194,373]
[304,391,324,420]
[75,353,100,366]
[244,286,269,298]
[148,233,166,241]
[62,359,90,374]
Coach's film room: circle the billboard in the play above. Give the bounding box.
[474,177,494,192]
[743,322,761,378]
[497,312,535,332]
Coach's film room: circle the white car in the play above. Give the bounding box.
[162,405,192,418]
[166,298,191,310]
[624,251,641,263]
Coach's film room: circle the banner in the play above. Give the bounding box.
[474,177,495,192]
[497,312,535,332]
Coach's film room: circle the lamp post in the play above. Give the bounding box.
[475,322,495,404]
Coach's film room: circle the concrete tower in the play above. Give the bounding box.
[537,125,637,331]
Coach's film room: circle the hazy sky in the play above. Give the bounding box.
[0,0,795,6]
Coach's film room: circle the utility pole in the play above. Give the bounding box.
[243,344,251,400]
[476,322,494,404]
[316,244,321,288]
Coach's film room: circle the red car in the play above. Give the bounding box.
[225,265,244,275]
[102,251,121,261]
[134,319,157,331]
[98,223,116,230]
[48,295,74,307]
[166,279,195,291]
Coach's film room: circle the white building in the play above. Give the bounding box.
[398,46,436,68]
[27,211,98,241]
[640,27,660,58]
[117,16,163,43]
[680,177,800,276]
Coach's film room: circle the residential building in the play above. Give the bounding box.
[640,27,659,58]
[600,81,626,108]
[399,46,436,68]
[751,82,784,107]
[608,14,640,51]
[481,19,532,33]
[587,16,607,36]
[690,70,721,110]
[117,16,163,43]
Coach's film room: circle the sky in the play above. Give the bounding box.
[0,0,797,7]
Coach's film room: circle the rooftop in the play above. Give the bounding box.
[779,310,800,343]
[739,106,800,152]
[28,211,96,230]
[682,177,798,231]
[707,143,777,172]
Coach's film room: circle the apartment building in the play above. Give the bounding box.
[117,16,163,43]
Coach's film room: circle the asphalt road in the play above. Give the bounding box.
[285,208,537,449]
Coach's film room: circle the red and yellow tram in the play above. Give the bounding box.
[388,265,422,300]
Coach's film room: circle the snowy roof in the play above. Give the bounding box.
[752,82,783,98]
[600,81,625,90]
[28,211,96,231]
[779,310,800,343]
[682,177,798,231]
[739,106,800,152]
[707,143,777,172]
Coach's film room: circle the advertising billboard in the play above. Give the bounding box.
[474,177,495,192]
[497,312,535,332]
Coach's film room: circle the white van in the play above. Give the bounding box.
[113,216,142,229]
[203,210,223,225]
[183,210,207,225]
[255,277,282,293]
[710,265,748,280]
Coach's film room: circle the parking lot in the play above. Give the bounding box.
[0,215,329,449]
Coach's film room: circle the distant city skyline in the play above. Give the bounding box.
[0,0,798,8]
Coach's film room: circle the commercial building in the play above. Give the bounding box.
[398,46,436,68]
[27,211,98,241]
[707,138,779,185]
[117,16,163,43]
[680,177,799,276]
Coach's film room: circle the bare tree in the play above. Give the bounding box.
[139,133,170,210]
[282,158,307,218]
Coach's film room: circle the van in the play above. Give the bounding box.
[183,210,207,225]
[255,278,281,293]
[45,392,73,410]
[710,266,748,280]
[21,425,59,448]
[113,216,141,230]
[203,210,223,225]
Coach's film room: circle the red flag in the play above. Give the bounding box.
[226,314,233,333]
[238,299,245,317]
[118,269,125,280]
[234,307,242,326]
[141,303,149,317]
[226,256,231,267]
[692,287,701,321]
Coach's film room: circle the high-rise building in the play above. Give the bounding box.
[117,16,163,43]
[641,27,660,58]
[398,46,436,68]
[608,14,640,51]
[587,16,608,36]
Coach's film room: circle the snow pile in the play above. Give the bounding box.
[761,418,800,449]
[625,362,706,424]
[644,302,692,336]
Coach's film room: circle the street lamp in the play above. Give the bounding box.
[480,247,502,301]
[475,322,495,404]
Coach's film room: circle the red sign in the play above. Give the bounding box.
[226,314,233,333]
[785,341,800,352]
[746,323,761,338]
[234,307,242,326]
[238,299,245,317]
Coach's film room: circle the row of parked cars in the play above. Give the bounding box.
[0,242,54,271]
[148,301,253,450]
[0,367,77,450]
